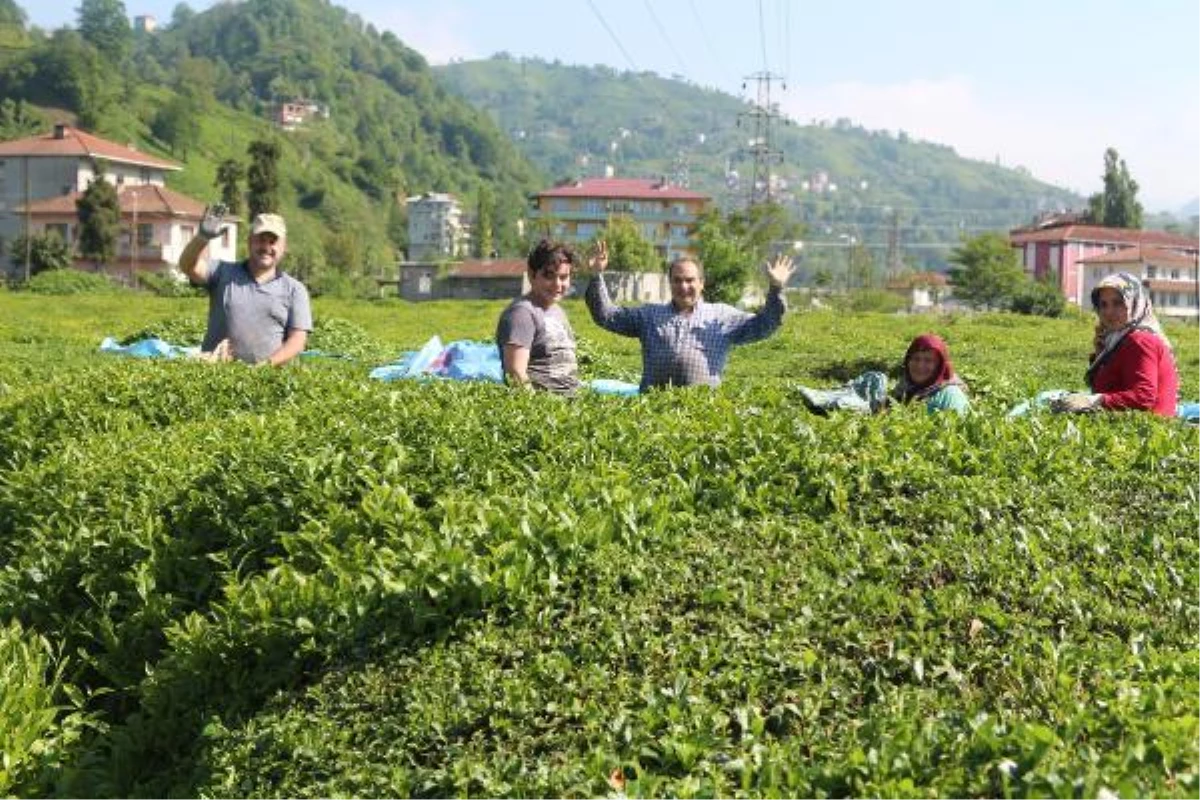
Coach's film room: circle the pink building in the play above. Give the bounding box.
[1009,221,1198,307]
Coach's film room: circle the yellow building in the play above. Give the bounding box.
[529,177,711,264]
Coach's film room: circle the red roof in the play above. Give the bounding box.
[1009,224,1198,249]
[0,125,180,170]
[19,184,210,218]
[448,259,527,278]
[537,177,710,202]
[1078,244,1198,267]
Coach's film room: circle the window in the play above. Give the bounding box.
[1170,269,1180,280]
[221,229,231,248]
[137,223,153,247]
[181,225,195,241]
[581,200,605,215]
[46,223,69,243]
[551,199,569,213]
[1146,265,1157,278]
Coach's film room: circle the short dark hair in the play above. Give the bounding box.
[527,239,576,275]
[669,256,704,281]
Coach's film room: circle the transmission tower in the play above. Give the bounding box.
[737,71,786,206]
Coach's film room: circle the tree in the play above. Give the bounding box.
[475,185,495,257]
[150,93,199,157]
[691,203,804,303]
[214,158,245,216]
[246,139,282,218]
[77,0,132,65]
[589,215,658,272]
[0,99,42,141]
[76,167,120,270]
[1088,147,1143,229]
[8,231,73,275]
[947,232,1027,310]
[0,0,27,48]
[693,210,753,304]
[168,2,194,29]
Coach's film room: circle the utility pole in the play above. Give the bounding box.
[23,155,30,282]
[886,209,901,279]
[737,71,786,207]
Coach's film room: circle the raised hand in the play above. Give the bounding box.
[589,240,609,273]
[199,203,229,241]
[764,253,795,289]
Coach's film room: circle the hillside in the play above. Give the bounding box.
[436,57,1085,270]
[0,0,545,281]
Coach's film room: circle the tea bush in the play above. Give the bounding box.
[0,294,1195,798]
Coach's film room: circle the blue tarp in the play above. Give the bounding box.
[370,337,502,383]
[370,336,640,394]
[99,336,199,359]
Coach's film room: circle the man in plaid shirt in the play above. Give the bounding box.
[585,241,795,392]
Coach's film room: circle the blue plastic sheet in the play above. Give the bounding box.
[370,336,504,383]
[99,336,199,359]
[585,379,640,396]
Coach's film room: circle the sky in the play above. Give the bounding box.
[25,0,1200,212]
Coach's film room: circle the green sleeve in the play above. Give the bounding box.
[926,385,971,415]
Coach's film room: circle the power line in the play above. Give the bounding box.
[584,0,639,72]
[688,0,727,78]
[643,0,689,77]
[756,0,770,72]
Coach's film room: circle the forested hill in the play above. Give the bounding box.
[0,0,544,280]
[435,56,1084,267]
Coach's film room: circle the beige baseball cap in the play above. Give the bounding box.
[250,213,287,238]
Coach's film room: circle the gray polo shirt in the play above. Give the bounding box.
[200,261,313,364]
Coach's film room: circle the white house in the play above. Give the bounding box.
[1077,244,1199,320]
[0,123,236,276]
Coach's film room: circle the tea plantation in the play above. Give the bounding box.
[0,291,1196,798]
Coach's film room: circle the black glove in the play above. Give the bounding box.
[199,203,229,240]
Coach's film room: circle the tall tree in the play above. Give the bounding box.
[76,167,121,270]
[245,139,281,218]
[214,158,245,216]
[475,185,495,257]
[947,232,1027,310]
[694,210,753,304]
[588,215,658,272]
[76,0,132,65]
[1088,147,1143,229]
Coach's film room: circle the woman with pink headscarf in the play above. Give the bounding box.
[1052,272,1178,416]
[891,333,971,414]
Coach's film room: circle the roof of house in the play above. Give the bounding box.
[18,184,212,218]
[1077,244,1198,268]
[536,177,710,201]
[448,259,527,278]
[0,125,181,170]
[1009,223,1198,249]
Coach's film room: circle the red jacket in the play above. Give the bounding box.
[1091,330,1179,416]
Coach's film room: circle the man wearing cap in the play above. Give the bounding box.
[179,205,312,366]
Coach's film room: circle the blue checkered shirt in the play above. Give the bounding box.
[585,275,786,392]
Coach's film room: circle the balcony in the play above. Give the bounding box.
[530,208,700,224]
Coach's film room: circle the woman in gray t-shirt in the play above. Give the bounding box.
[495,240,580,395]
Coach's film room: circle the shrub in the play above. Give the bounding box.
[136,271,204,298]
[25,269,125,295]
